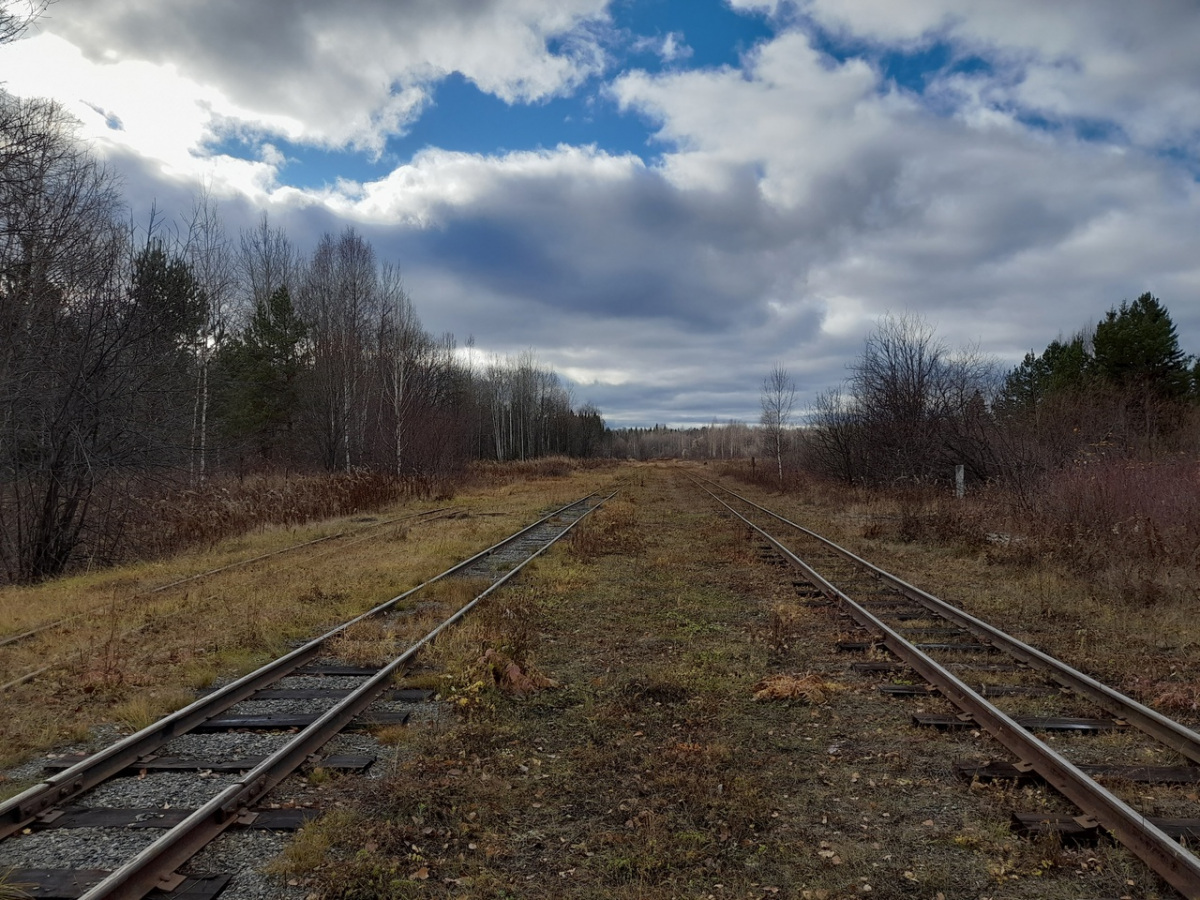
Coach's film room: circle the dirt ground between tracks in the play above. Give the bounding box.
[284,463,1170,900]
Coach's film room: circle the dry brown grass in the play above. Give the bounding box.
[0,463,619,770]
[567,498,641,558]
[130,470,422,557]
[466,455,579,484]
[0,866,35,899]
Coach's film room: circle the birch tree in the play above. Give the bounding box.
[302,229,377,470]
[760,363,796,488]
[182,185,234,481]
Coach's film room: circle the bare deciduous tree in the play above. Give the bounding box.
[301,229,379,471]
[850,312,945,482]
[806,386,864,484]
[806,313,998,488]
[0,94,176,580]
[0,0,49,45]
[0,91,610,579]
[760,363,796,488]
[373,265,427,475]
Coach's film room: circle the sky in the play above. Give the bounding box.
[3,0,1200,427]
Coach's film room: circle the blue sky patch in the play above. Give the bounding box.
[203,132,390,188]
[615,0,774,70]
[203,0,781,190]
[386,73,658,165]
[809,26,994,101]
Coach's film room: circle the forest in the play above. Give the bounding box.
[0,91,605,583]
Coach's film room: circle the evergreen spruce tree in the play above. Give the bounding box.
[997,335,1091,414]
[217,285,308,460]
[1091,293,1191,401]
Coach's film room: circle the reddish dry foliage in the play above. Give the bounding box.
[751,672,844,704]
[480,648,558,696]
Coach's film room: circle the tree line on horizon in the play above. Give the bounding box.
[0,91,605,582]
[801,295,1200,499]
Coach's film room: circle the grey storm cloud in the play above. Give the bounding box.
[400,166,797,330]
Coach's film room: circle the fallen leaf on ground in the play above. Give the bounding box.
[481,649,559,696]
[752,672,845,704]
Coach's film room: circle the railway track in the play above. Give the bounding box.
[0,506,456,692]
[701,478,1200,899]
[0,492,612,899]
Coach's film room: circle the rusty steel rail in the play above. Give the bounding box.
[0,494,604,843]
[700,481,1200,899]
[707,480,1200,766]
[75,491,614,900]
[0,616,74,649]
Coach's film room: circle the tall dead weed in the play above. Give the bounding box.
[569,499,641,558]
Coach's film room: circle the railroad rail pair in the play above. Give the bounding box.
[0,492,612,899]
[701,478,1200,898]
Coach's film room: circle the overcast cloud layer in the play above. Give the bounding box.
[4,0,1199,426]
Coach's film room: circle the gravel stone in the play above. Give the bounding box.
[163,732,292,759]
[184,830,307,900]
[4,756,53,784]
[307,732,392,780]
[223,698,343,716]
[0,643,448,896]
[276,675,377,691]
[0,827,159,869]
[83,771,240,809]
[211,869,307,900]
[3,723,125,783]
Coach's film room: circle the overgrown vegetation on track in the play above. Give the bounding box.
[1,461,1188,897]
[277,465,1168,899]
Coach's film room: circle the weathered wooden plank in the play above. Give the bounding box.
[957,760,1200,784]
[0,868,107,898]
[849,661,907,674]
[195,710,410,731]
[34,806,320,831]
[913,642,996,653]
[292,664,381,676]
[877,683,937,696]
[916,714,1127,733]
[976,683,1060,698]
[155,874,235,900]
[242,688,434,702]
[43,754,375,774]
[1012,812,1200,842]
[1,870,231,899]
[898,627,970,638]
[836,641,877,652]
